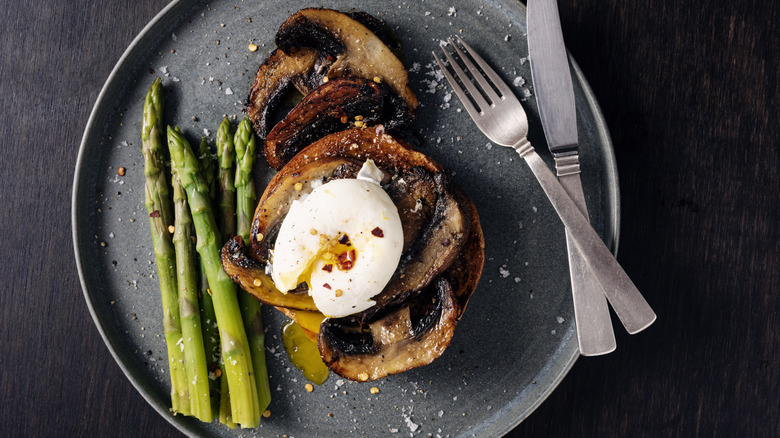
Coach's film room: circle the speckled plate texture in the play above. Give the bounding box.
[73,1,618,436]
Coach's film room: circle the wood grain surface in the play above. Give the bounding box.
[1,0,777,436]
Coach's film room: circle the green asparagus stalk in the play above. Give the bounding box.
[196,138,221,415]
[233,118,257,242]
[216,117,236,239]
[219,367,237,428]
[167,126,261,428]
[234,117,272,413]
[214,119,239,427]
[199,260,221,414]
[141,78,190,415]
[171,168,213,422]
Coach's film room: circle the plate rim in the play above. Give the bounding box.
[71,1,620,436]
[71,1,209,435]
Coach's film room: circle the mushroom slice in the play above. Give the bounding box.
[318,277,459,381]
[346,11,400,53]
[275,8,418,122]
[443,194,485,319]
[221,236,317,311]
[263,77,386,170]
[272,127,442,177]
[246,47,329,138]
[385,166,438,252]
[358,173,471,322]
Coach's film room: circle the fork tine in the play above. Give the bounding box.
[455,35,514,99]
[433,51,481,117]
[449,38,501,105]
[438,42,492,113]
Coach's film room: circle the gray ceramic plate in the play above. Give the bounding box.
[73,1,618,436]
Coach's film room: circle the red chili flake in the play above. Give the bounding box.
[149,210,160,218]
[323,283,332,290]
[336,249,357,271]
[322,264,333,272]
[338,233,351,245]
[328,105,347,119]
[371,227,384,237]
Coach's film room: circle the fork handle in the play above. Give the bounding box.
[514,140,656,334]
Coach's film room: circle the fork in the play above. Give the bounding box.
[434,36,656,334]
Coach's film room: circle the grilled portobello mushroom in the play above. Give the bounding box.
[221,128,484,381]
[228,9,483,381]
[247,8,418,170]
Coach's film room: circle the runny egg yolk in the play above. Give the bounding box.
[270,160,404,318]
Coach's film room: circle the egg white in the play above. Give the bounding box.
[271,160,403,317]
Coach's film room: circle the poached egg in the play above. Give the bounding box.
[271,160,403,317]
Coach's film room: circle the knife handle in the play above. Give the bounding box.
[557,157,617,355]
[514,140,657,334]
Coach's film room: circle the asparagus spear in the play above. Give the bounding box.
[219,368,237,428]
[213,120,239,427]
[234,118,272,413]
[171,166,213,422]
[196,138,221,415]
[233,118,257,242]
[233,118,271,411]
[141,78,190,415]
[216,117,236,239]
[167,126,261,428]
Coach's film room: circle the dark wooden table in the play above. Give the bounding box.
[2,0,777,436]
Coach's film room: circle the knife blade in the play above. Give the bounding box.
[528,0,656,337]
[528,0,653,349]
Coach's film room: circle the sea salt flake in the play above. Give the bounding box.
[447,7,457,16]
[513,76,525,87]
[171,33,177,41]
[404,416,419,432]
[556,316,565,324]
[225,87,233,95]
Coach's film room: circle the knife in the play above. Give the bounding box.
[528,0,655,347]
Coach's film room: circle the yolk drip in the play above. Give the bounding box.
[281,320,329,385]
